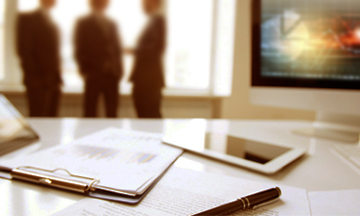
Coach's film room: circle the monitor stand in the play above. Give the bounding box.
[293,112,360,143]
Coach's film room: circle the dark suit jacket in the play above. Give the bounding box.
[16,10,62,87]
[74,15,123,80]
[130,15,166,88]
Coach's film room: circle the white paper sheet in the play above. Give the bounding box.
[0,128,183,194]
[309,190,360,216]
[52,167,311,216]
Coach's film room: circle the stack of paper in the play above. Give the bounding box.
[52,167,311,216]
[309,190,360,216]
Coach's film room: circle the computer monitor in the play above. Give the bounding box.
[251,0,360,142]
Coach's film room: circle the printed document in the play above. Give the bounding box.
[52,167,311,216]
[0,128,183,195]
[309,190,360,216]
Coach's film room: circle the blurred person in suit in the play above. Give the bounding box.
[16,0,62,117]
[74,0,123,118]
[128,0,166,118]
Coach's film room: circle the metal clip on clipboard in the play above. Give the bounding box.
[1,164,170,204]
[11,166,100,194]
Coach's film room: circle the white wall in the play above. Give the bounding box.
[220,0,316,120]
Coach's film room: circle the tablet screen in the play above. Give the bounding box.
[203,133,291,164]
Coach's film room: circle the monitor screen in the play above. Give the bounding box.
[252,0,360,89]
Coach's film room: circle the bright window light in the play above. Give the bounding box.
[107,0,146,93]
[52,0,88,89]
[15,0,234,95]
[18,0,146,92]
[213,0,236,96]
[166,0,214,90]
[0,0,5,80]
[18,0,38,11]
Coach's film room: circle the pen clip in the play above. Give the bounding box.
[252,198,280,210]
[11,166,100,194]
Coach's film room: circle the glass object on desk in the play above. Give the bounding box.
[0,95,39,155]
[333,144,360,171]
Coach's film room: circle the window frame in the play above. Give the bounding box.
[1,0,22,86]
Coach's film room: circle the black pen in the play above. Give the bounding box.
[189,187,282,216]
[0,166,12,173]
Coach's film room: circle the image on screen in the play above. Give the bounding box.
[261,0,360,81]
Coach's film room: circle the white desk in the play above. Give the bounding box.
[1,119,359,216]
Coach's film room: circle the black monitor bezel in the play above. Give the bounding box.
[251,0,360,90]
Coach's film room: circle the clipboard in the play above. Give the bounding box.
[0,128,183,204]
[1,165,169,204]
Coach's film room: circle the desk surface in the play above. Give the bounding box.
[1,118,359,216]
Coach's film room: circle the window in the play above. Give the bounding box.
[0,0,4,80]
[18,0,147,92]
[166,0,213,90]
[167,0,236,95]
[10,0,236,96]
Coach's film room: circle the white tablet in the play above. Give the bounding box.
[162,127,307,175]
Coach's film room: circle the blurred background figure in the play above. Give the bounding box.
[128,0,166,118]
[16,0,62,117]
[74,0,123,118]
